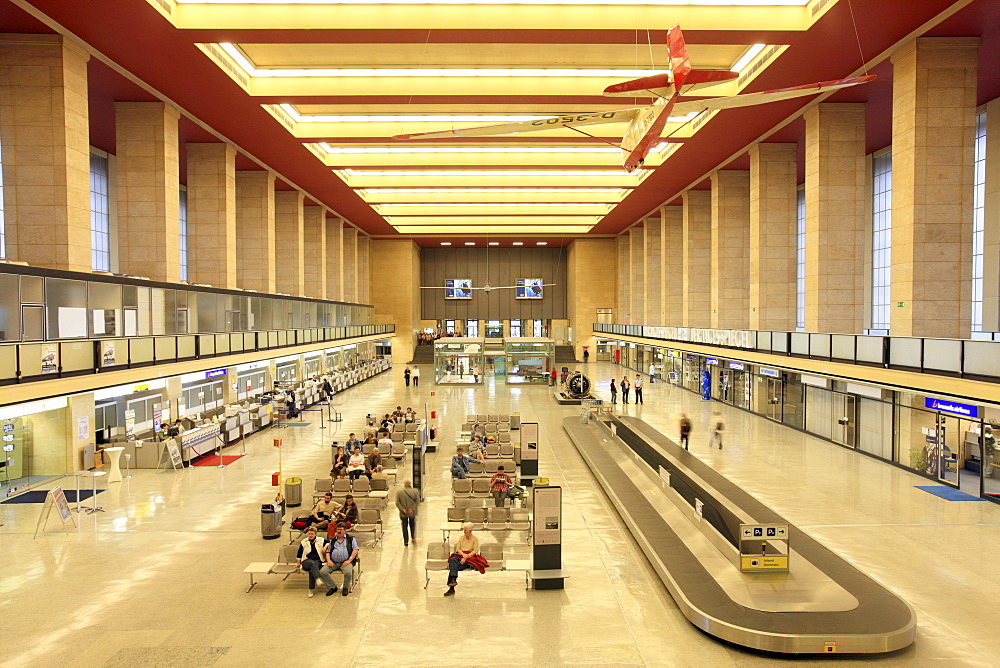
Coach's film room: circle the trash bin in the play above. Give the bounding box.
[285,477,302,507]
[261,504,282,539]
[581,408,590,425]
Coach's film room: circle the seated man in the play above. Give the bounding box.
[364,448,383,480]
[321,522,359,597]
[451,448,478,479]
[347,446,366,480]
[296,526,330,598]
[490,465,512,508]
[308,492,340,528]
[444,522,480,597]
[371,465,388,482]
[377,433,394,453]
[344,433,362,452]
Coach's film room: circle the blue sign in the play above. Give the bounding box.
[700,370,712,401]
[706,357,719,365]
[729,362,745,371]
[686,354,699,361]
[205,368,227,379]
[759,368,780,378]
[924,398,979,418]
[753,528,763,537]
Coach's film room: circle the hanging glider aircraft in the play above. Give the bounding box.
[392,25,875,172]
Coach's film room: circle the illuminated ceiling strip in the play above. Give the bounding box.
[359,188,627,194]
[220,45,659,78]
[375,202,612,207]
[731,44,767,72]
[343,169,638,176]
[316,141,679,154]
[186,0,808,5]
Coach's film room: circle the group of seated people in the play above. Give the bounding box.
[450,448,514,507]
[331,439,389,480]
[295,523,360,598]
[375,406,417,430]
[466,425,498,462]
[305,492,360,536]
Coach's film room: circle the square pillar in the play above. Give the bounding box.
[326,215,343,301]
[750,143,798,330]
[342,225,357,302]
[804,103,867,334]
[235,170,275,293]
[616,234,631,322]
[274,190,304,296]
[683,190,712,327]
[0,34,91,271]
[371,239,420,364]
[568,239,616,356]
[303,205,327,299]
[711,170,750,329]
[115,101,181,282]
[663,205,684,322]
[890,37,981,338]
[186,143,237,288]
[357,234,371,304]
[629,226,645,324]
[644,214,664,325]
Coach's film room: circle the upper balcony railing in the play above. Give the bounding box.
[595,323,1000,384]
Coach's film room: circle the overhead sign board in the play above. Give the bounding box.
[924,397,979,418]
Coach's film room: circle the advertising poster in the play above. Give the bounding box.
[520,422,539,461]
[167,440,183,466]
[101,341,116,367]
[153,408,163,434]
[124,409,136,440]
[51,487,73,523]
[533,485,562,546]
[41,345,58,374]
[77,416,89,441]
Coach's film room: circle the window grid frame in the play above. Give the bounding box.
[90,152,111,272]
[971,111,987,335]
[868,151,893,335]
[796,187,806,332]
[179,187,189,283]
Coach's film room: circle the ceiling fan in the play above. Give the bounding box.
[419,281,555,295]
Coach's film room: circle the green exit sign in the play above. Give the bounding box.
[897,302,905,307]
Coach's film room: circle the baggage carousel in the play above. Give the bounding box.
[563,414,916,655]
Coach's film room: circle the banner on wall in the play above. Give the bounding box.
[124,409,136,440]
[77,416,89,441]
[700,370,711,401]
[101,341,116,367]
[41,345,58,374]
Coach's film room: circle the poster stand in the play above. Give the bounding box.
[157,439,183,472]
[530,484,567,589]
[34,487,77,538]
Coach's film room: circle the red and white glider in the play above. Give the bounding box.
[392,25,875,172]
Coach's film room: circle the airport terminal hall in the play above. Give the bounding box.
[3,0,1000,664]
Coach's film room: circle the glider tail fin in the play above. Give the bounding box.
[667,24,692,89]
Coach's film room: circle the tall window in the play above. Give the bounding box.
[465,319,478,337]
[444,319,455,334]
[509,319,521,337]
[796,187,806,331]
[90,152,111,272]
[869,151,892,334]
[179,187,189,283]
[972,111,988,337]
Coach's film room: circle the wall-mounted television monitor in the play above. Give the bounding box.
[516,278,544,299]
[446,279,473,299]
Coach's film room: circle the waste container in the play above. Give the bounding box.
[285,477,302,507]
[261,504,282,539]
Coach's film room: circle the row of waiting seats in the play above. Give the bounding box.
[358,441,408,458]
[444,506,531,537]
[452,475,520,500]
[424,541,528,588]
[313,476,390,502]
[466,414,513,424]
[458,459,517,478]
[461,422,511,434]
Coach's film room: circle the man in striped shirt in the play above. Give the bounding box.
[490,465,512,508]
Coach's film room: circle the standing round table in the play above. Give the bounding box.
[74,470,107,513]
[104,446,125,483]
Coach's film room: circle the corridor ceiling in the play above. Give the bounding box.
[4,0,997,246]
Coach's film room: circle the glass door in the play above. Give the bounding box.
[832,392,857,448]
[934,414,967,488]
[486,320,504,338]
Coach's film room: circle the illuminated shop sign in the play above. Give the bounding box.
[924,398,979,418]
[205,368,227,379]
[706,358,720,365]
[759,368,780,378]
[728,362,745,371]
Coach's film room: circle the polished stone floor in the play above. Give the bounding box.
[2,361,999,666]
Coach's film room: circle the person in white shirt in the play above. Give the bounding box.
[296,527,334,597]
[634,374,644,404]
[347,446,365,479]
[412,366,420,387]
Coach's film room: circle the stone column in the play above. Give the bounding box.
[616,234,631,323]
[274,190,304,296]
[303,206,327,299]
[186,143,236,288]
[890,37,980,338]
[235,170,276,293]
[0,34,91,271]
[683,190,712,327]
[356,234,371,304]
[568,238,616,357]
[326,215,343,301]
[750,143,798,330]
[371,239,420,364]
[629,226,645,324]
[662,205,684,322]
[983,99,1000,332]
[114,102,181,282]
[711,170,750,329]
[644,215,664,325]
[804,103,867,334]
[342,225,357,302]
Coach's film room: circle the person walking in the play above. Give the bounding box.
[620,377,630,404]
[412,366,420,386]
[679,413,692,450]
[404,366,411,387]
[648,362,656,383]
[633,374,644,404]
[711,411,725,449]
[609,377,617,404]
[395,479,421,547]
[583,349,590,363]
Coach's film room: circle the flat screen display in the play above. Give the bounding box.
[445,279,472,299]
[516,278,544,299]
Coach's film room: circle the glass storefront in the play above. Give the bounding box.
[506,338,554,384]
[434,338,485,384]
